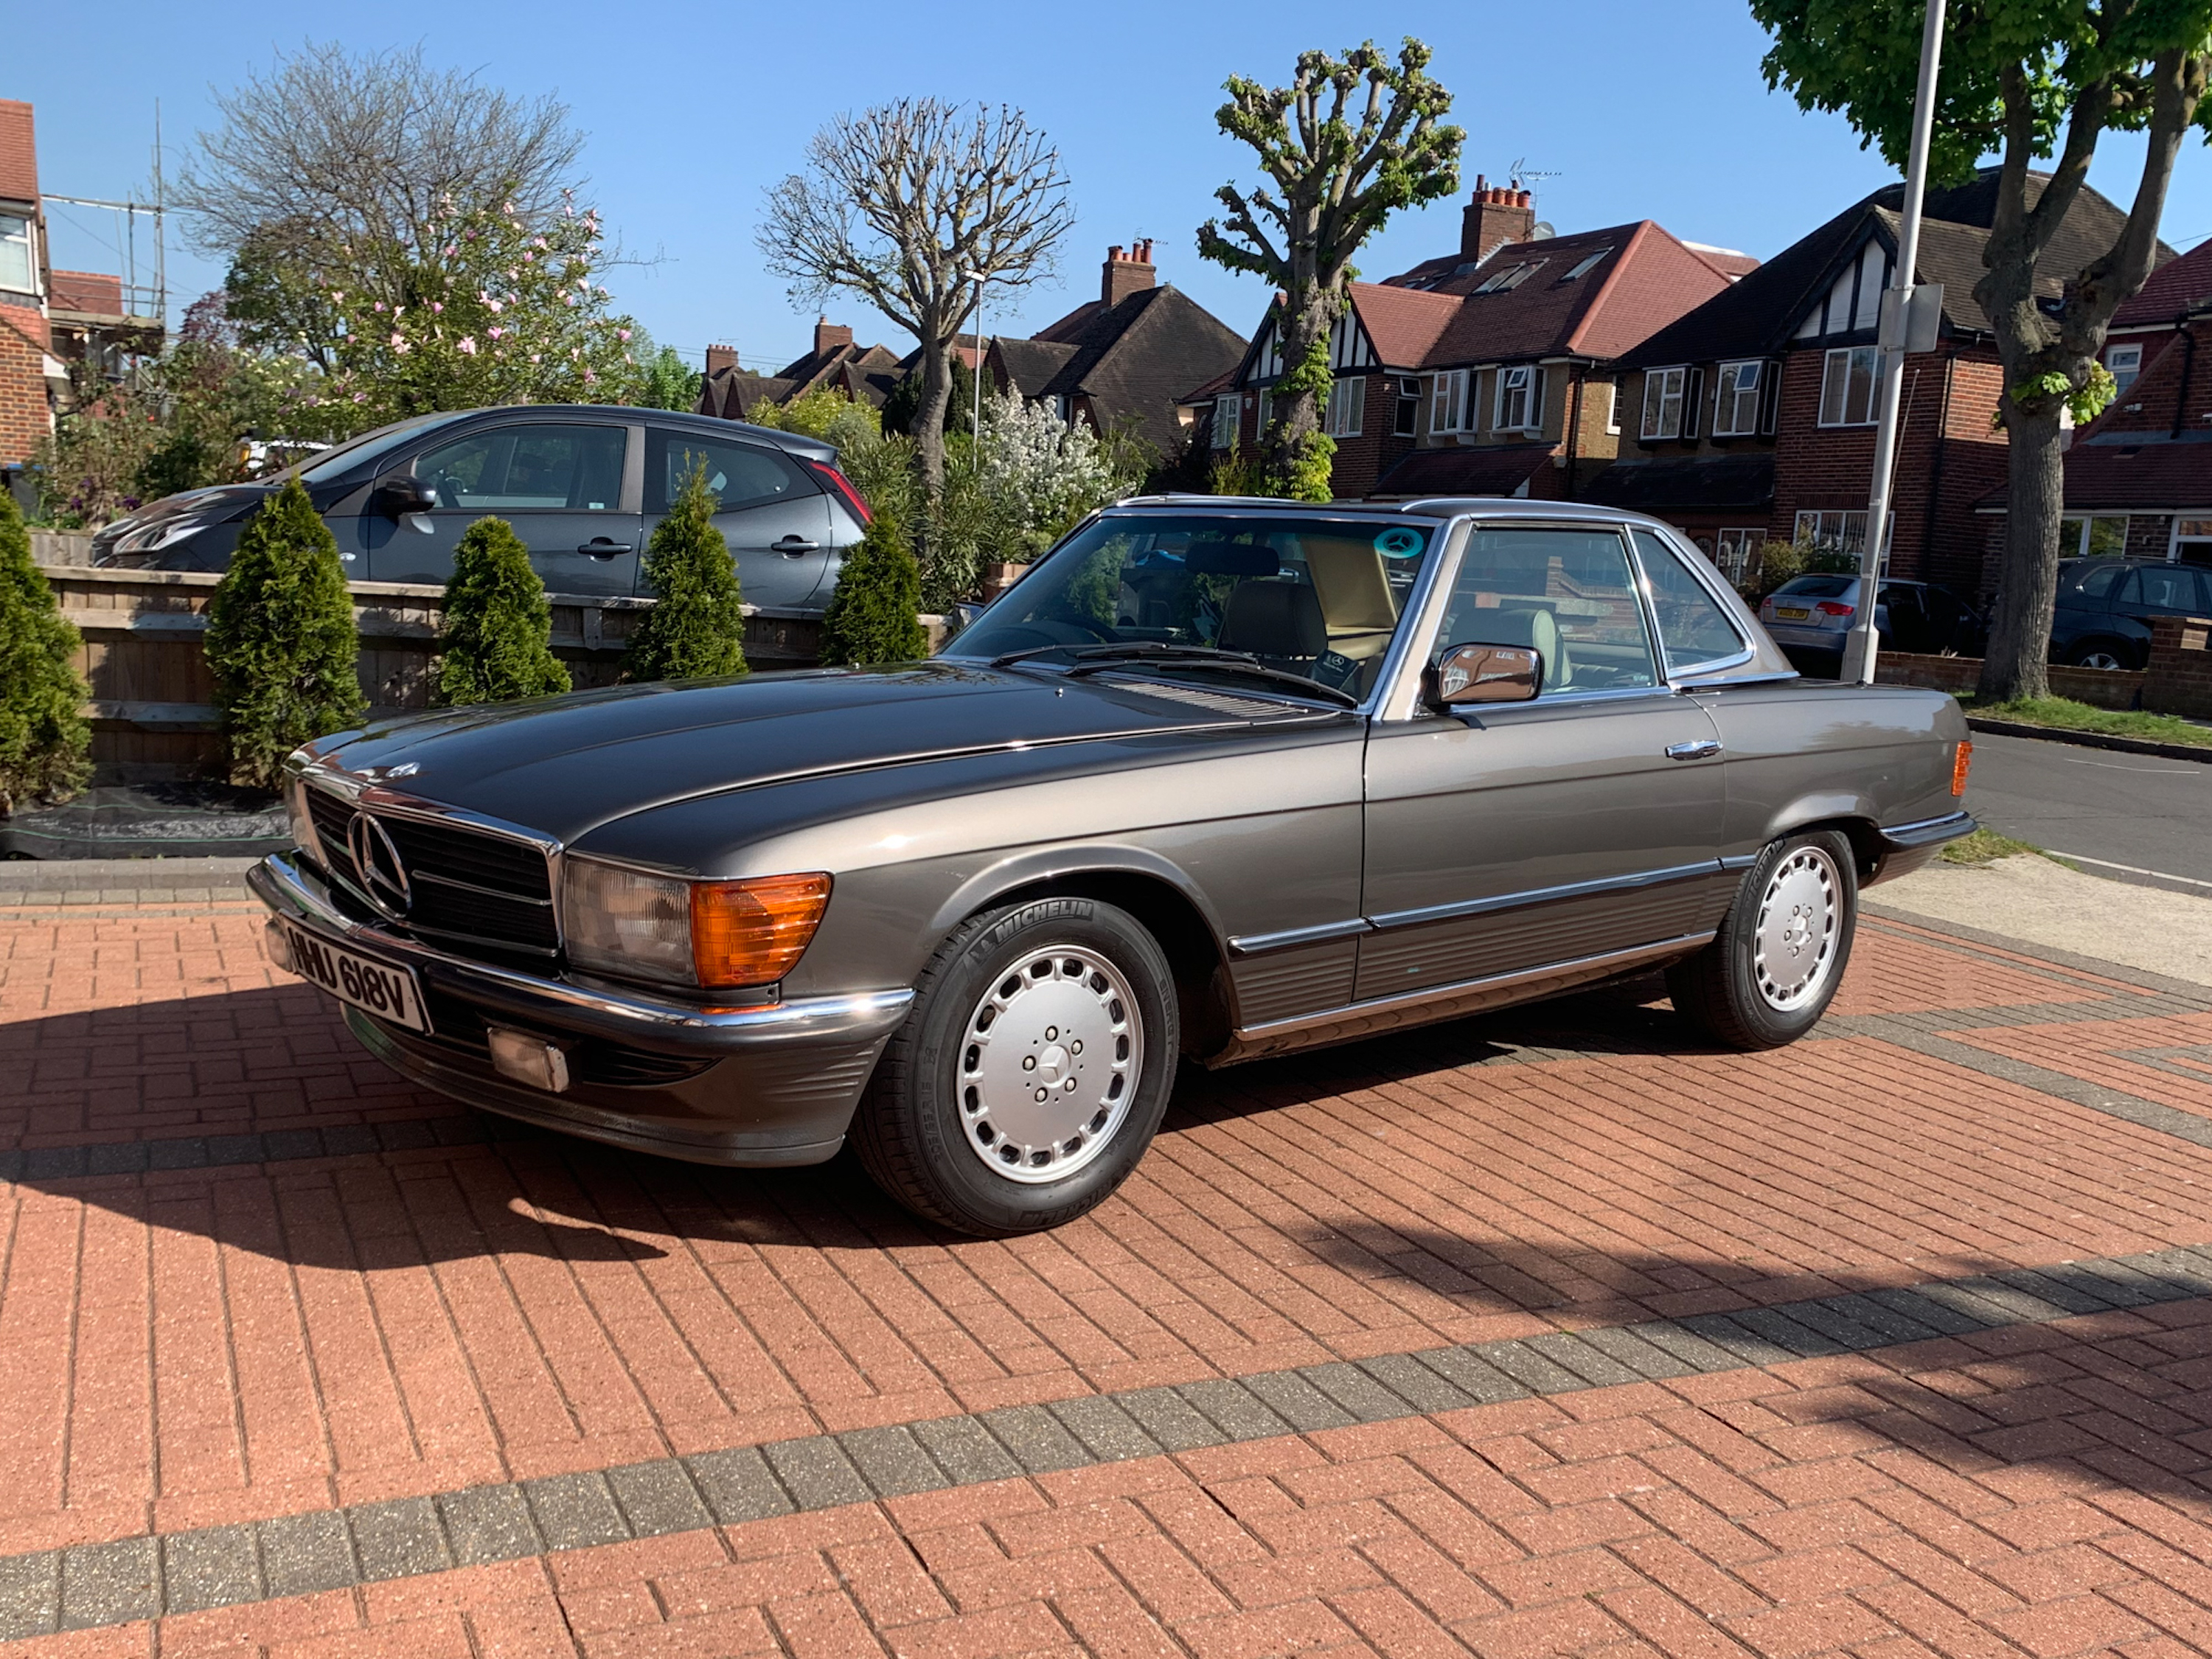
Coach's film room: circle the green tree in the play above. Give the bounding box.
[635,341,702,411]
[1750,1,2212,701]
[818,509,928,667]
[0,490,91,810]
[626,463,748,681]
[1198,41,1463,500]
[436,517,572,705]
[204,476,368,788]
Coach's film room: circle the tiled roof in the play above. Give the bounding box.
[1368,441,1554,498]
[1028,285,1247,451]
[49,271,124,316]
[1178,365,1239,404]
[0,100,35,205]
[1347,282,1461,369]
[1979,432,2212,511]
[2115,237,2212,324]
[1581,453,1777,513]
[992,338,1078,397]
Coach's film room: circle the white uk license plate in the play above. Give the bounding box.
[284,924,430,1032]
[1775,606,1810,621]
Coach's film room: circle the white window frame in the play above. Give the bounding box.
[1713,361,1763,437]
[1605,380,1621,435]
[0,214,35,296]
[1562,248,1610,281]
[1210,394,1239,450]
[1256,389,1274,434]
[1818,345,1879,427]
[1495,364,1540,433]
[1324,375,1366,438]
[1713,527,1764,585]
[1641,368,1685,440]
[2105,341,2143,395]
[1430,369,1468,434]
[1792,509,1896,570]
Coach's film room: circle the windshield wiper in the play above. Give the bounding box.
[1060,644,1360,709]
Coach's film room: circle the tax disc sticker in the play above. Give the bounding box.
[1374,527,1425,558]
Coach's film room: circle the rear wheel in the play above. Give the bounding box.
[852,897,1179,1235]
[1668,830,1857,1050]
[2065,638,2135,672]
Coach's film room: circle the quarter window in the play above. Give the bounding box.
[414,424,627,511]
[1713,361,1764,436]
[1641,368,1685,439]
[1495,365,1540,431]
[1432,528,1660,695]
[645,430,810,512]
[1324,375,1366,438]
[1818,346,1879,426]
[1633,529,1745,672]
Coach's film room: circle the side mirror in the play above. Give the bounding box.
[373,476,437,519]
[1425,642,1542,710]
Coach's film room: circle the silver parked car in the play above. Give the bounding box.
[251,498,1975,1235]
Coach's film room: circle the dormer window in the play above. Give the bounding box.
[0,215,34,296]
[1561,248,1610,281]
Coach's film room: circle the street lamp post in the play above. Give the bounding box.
[957,268,1001,453]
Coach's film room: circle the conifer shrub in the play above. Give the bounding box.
[625,462,747,681]
[818,509,928,667]
[204,475,368,789]
[436,516,572,705]
[0,490,92,811]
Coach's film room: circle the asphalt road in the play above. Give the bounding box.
[1962,730,2212,891]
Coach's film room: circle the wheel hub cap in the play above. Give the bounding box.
[1753,847,1840,1010]
[958,947,1142,1183]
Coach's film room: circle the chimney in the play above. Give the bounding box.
[705,344,738,377]
[1102,239,1158,308]
[1459,174,1537,262]
[813,316,854,357]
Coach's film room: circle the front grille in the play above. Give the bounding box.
[305,784,557,961]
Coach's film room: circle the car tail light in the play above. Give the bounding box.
[1815,600,1856,619]
[804,459,872,525]
[691,873,833,988]
[1952,740,1973,796]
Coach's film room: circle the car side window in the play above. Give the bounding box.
[413,424,627,511]
[1432,528,1660,695]
[1632,529,1745,672]
[2121,566,2202,610]
[647,430,812,512]
[2076,563,2125,599]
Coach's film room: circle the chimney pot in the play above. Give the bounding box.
[704,344,738,378]
[813,316,854,357]
[1517,189,1531,208]
[1459,180,1538,262]
[1102,240,1157,307]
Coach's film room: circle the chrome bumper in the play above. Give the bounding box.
[249,850,913,1057]
[1877,810,1976,853]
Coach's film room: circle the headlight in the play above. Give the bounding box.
[560,859,832,990]
[116,515,212,554]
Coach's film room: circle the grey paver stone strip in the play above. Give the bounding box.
[1301,1360,1416,1422]
[160,1525,262,1615]
[1950,1278,2073,1325]
[146,1138,212,1171]
[349,1496,451,1582]
[1574,1324,1698,1380]
[1116,1387,1228,1453]
[980,1405,1091,1475]
[2070,1256,2185,1307]
[1767,1299,1893,1352]
[1913,1281,2029,1329]
[1863,1287,1992,1337]
[606,1461,712,1537]
[85,1141,152,1175]
[1480,1339,1598,1393]
[1047,1394,1164,1462]
[1676,1315,1798,1368]
[521,1472,633,1551]
[912,1413,1026,1484]
[686,1447,797,1523]
[765,1436,874,1510]
[59,1537,160,1631]
[1240,1369,1355,1433]
[1416,1346,1534,1402]
[834,1427,950,1499]
[1818,1293,1943,1346]
[2119,1250,2212,1296]
[437,1484,543,1566]
[1992,1267,2122,1316]
[1357,1351,1480,1412]
[257,1510,358,1599]
[0,1549,59,1641]
[1178,1379,1293,1441]
[1522,1332,1647,1387]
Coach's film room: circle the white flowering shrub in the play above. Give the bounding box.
[973,390,1133,560]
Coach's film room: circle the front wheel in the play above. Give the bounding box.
[852,897,1180,1236]
[1668,830,1857,1050]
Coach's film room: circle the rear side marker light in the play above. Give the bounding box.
[1952,740,1973,797]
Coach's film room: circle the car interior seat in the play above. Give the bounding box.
[1217,579,1327,669]
[1446,602,1565,692]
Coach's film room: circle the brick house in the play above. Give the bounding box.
[1197,178,1756,501]
[1974,235,2212,578]
[1595,170,2149,599]
[696,319,905,421]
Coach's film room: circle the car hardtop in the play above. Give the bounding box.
[1116,494,1717,531]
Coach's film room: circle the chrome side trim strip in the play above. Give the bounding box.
[1879,810,1976,851]
[1718,853,1761,871]
[1366,860,1726,933]
[1229,931,1716,1046]
[1225,917,1374,957]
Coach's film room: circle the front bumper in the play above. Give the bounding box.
[250,851,914,1166]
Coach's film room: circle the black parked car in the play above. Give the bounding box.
[2050,557,2212,670]
[91,407,871,611]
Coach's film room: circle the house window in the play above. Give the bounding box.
[1393,377,1420,437]
[1495,365,1540,432]
[1792,509,1895,568]
[1714,361,1764,437]
[1256,389,1274,434]
[1324,375,1366,437]
[1641,368,1686,439]
[1604,380,1621,435]
[1472,260,1544,294]
[1562,248,1610,281]
[1210,395,1239,450]
[1430,369,1468,434]
[0,215,32,295]
[1818,346,1879,426]
[1713,528,1765,585]
[2106,342,2143,394]
[2059,515,2129,557]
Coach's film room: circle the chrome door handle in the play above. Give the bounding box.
[1665,739,1723,761]
[771,535,820,555]
[577,540,633,557]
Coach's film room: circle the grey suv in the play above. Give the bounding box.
[90,407,870,611]
[2050,557,2212,670]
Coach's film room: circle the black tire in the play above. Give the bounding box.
[2065,637,2137,672]
[852,897,1180,1236]
[1667,830,1858,1051]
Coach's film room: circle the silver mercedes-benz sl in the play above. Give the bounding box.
[251,497,1975,1234]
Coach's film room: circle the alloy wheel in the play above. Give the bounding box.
[1752,845,1841,1012]
[956,947,1143,1183]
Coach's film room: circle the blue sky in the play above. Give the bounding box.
[16,1,2212,372]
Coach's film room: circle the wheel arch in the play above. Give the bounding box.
[1756,796,1887,883]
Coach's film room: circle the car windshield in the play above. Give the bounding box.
[292,412,470,484]
[1772,574,1855,599]
[949,512,1444,702]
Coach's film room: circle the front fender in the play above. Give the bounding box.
[925,842,1231,945]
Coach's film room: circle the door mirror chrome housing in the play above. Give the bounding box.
[1425,643,1543,709]
[374,476,437,519]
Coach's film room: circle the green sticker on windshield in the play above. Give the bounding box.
[1374,527,1424,558]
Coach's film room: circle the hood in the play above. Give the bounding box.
[307,660,1329,845]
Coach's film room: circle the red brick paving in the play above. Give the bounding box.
[5,899,2212,1654]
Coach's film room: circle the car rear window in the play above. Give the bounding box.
[1772,575,1854,599]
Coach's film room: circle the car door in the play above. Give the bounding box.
[369,418,642,596]
[1357,523,1732,1003]
[641,426,834,610]
[1877,584,1930,653]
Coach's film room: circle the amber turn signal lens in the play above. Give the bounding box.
[1951,739,1973,797]
[690,873,832,989]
